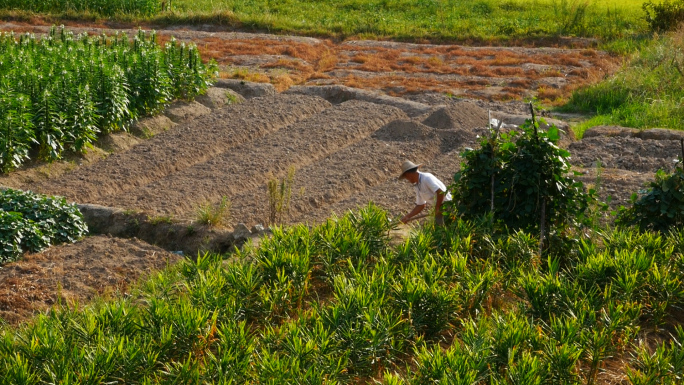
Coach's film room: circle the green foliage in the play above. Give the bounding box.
[0,27,216,171]
[0,0,167,16]
[163,0,647,42]
[628,326,684,384]
[0,188,87,263]
[564,30,684,133]
[447,116,592,234]
[195,196,230,227]
[617,167,684,232]
[267,166,295,226]
[3,204,684,383]
[0,89,35,172]
[643,0,684,32]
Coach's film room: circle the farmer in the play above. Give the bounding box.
[399,160,452,226]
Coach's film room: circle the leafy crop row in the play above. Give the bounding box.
[0,26,215,172]
[0,188,87,263]
[0,0,166,16]
[1,202,683,383]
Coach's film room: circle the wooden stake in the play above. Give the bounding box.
[680,139,684,163]
[529,102,539,142]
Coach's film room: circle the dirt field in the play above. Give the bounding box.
[0,236,181,325]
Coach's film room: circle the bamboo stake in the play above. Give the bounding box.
[489,110,495,214]
[529,102,539,142]
[530,102,545,256]
[680,138,683,163]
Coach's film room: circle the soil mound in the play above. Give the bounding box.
[373,120,436,142]
[422,102,488,130]
[0,236,181,326]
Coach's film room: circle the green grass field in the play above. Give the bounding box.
[165,0,650,41]
[0,0,650,41]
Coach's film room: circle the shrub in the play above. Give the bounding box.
[617,166,684,232]
[643,0,684,32]
[446,113,593,235]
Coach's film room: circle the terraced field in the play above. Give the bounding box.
[0,25,681,233]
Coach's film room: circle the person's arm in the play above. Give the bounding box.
[401,204,425,224]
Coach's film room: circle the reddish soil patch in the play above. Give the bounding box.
[0,236,181,326]
[0,22,619,103]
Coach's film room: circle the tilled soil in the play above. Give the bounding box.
[0,236,180,325]
[9,83,680,229]
[31,95,330,203]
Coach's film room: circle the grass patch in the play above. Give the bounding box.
[562,28,684,137]
[0,0,651,42]
[195,196,231,227]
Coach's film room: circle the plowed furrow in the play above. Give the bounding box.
[33,95,330,202]
[101,100,407,216]
[229,131,447,226]
[296,150,462,224]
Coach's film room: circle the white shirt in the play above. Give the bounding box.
[414,172,452,206]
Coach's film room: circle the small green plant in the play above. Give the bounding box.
[195,196,230,227]
[0,188,88,263]
[225,90,241,104]
[267,166,295,226]
[148,214,174,225]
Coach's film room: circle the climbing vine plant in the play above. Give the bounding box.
[446,109,595,237]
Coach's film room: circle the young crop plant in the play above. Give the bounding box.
[0,188,87,263]
[267,166,295,225]
[0,27,216,172]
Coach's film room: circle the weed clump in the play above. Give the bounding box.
[267,166,295,226]
[195,196,230,227]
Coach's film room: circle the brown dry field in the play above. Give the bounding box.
[0,236,181,325]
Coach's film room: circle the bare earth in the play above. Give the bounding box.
[0,236,180,325]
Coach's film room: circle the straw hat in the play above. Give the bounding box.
[399,160,421,179]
